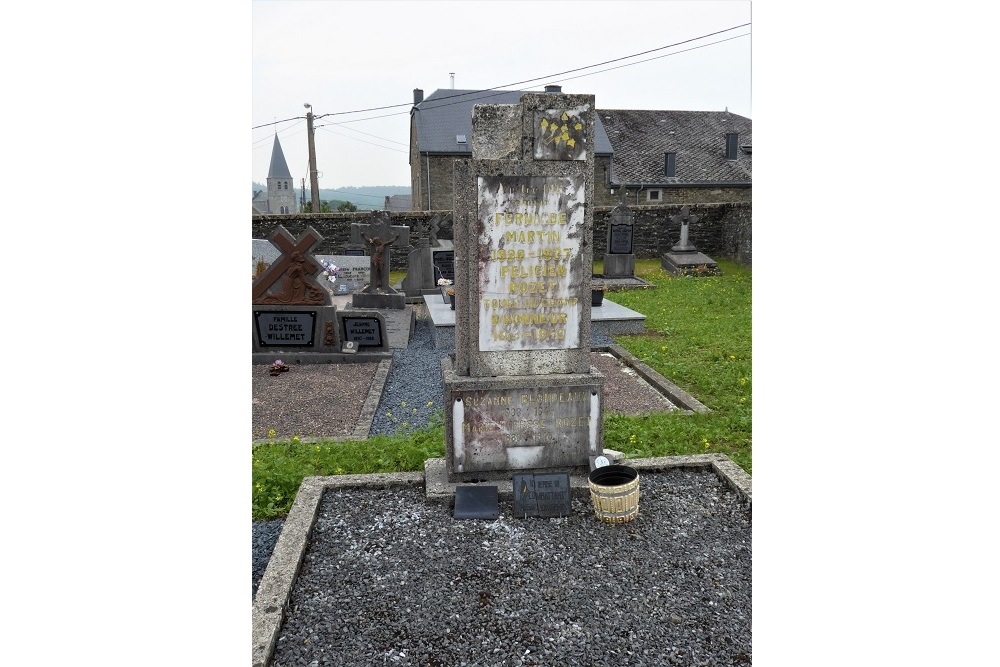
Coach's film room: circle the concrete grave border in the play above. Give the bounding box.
[251,453,750,667]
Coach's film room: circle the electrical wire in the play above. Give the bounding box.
[251,23,750,130]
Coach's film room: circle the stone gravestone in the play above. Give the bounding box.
[603,204,636,278]
[660,205,721,277]
[442,91,605,483]
[314,254,369,296]
[251,225,341,356]
[400,213,436,296]
[252,238,280,276]
[350,210,410,309]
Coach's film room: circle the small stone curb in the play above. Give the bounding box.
[352,358,392,438]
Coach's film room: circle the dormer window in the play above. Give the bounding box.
[664,152,676,177]
[726,133,739,161]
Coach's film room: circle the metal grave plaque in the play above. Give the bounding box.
[342,317,383,347]
[254,311,316,347]
[453,485,499,519]
[512,473,572,518]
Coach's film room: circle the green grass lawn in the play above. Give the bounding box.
[253,258,751,520]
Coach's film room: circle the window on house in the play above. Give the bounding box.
[664,152,676,177]
[647,190,662,202]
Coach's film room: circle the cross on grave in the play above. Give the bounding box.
[350,211,410,294]
[252,225,330,305]
[670,205,700,253]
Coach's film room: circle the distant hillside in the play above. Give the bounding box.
[251,183,410,211]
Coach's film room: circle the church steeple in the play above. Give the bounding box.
[266,134,295,214]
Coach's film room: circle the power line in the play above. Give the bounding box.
[314,125,409,153]
[251,24,751,130]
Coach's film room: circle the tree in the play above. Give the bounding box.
[337,200,358,212]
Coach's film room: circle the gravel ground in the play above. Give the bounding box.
[253,315,751,664]
[269,469,751,667]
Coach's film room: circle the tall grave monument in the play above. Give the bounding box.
[443,91,605,482]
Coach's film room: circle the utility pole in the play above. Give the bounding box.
[300,178,306,211]
[305,103,320,213]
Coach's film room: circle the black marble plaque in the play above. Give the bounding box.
[434,250,455,281]
[512,473,572,518]
[344,248,366,257]
[609,223,633,254]
[342,317,383,347]
[454,486,499,519]
[254,311,316,347]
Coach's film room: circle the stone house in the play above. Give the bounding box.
[409,87,751,211]
[409,87,614,211]
[599,109,751,206]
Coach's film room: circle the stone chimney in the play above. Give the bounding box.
[413,88,424,105]
[544,85,562,93]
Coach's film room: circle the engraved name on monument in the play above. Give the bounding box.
[451,383,600,473]
[476,174,585,352]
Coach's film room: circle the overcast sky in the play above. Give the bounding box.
[252,0,751,193]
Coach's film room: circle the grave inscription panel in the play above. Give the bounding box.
[342,316,383,347]
[452,383,600,472]
[476,174,585,352]
[609,223,633,254]
[254,311,316,347]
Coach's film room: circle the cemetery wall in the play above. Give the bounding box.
[252,201,751,270]
[412,153,740,211]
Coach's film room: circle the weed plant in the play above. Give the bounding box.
[253,258,750,520]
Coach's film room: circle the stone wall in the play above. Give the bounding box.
[252,201,751,271]
[411,153,747,211]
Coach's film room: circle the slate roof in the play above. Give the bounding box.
[598,109,751,186]
[268,134,293,180]
[252,189,269,214]
[414,89,613,155]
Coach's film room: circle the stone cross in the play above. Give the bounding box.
[350,210,410,294]
[252,225,330,305]
[670,205,699,253]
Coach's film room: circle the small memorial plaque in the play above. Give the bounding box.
[342,341,357,354]
[342,317,383,347]
[454,485,499,520]
[254,311,316,346]
[344,248,366,257]
[435,250,455,281]
[609,223,633,255]
[512,473,572,518]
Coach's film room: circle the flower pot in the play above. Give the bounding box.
[441,286,450,303]
[449,293,456,310]
[592,289,605,307]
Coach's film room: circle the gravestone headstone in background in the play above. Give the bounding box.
[350,210,410,309]
[251,225,342,356]
[603,204,636,279]
[661,205,721,277]
[315,255,369,295]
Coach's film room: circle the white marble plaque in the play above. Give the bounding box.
[476,175,585,351]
